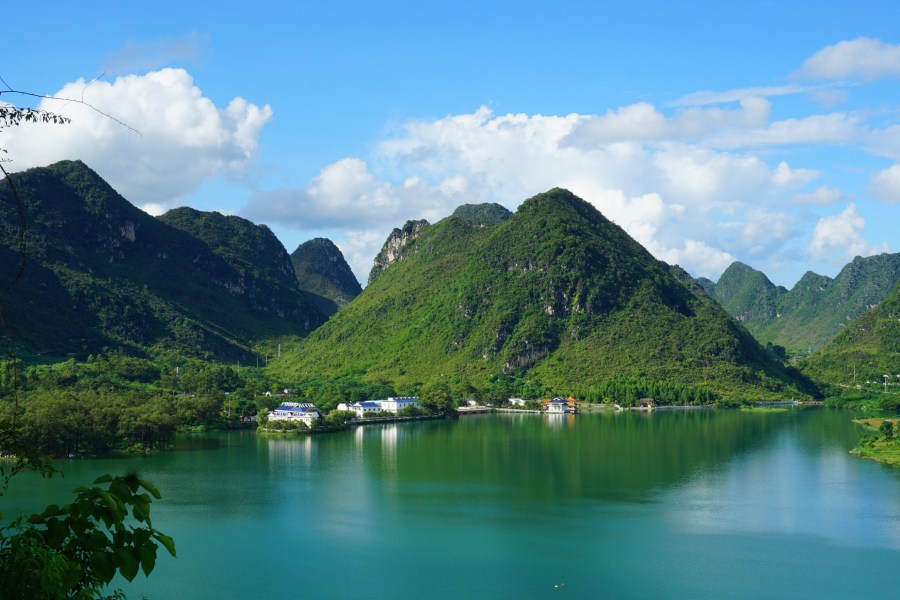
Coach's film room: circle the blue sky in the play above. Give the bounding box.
[4,0,900,286]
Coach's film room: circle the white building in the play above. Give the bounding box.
[545,398,568,413]
[268,402,320,425]
[508,398,532,406]
[380,397,420,414]
[346,402,382,418]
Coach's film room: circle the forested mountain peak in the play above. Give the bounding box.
[290,238,362,316]
[451,202,512,225]
[709,253,900,352]
[0,161,325,359]
[272,188,814,399]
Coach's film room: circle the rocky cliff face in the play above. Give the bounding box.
[291,238,362,316]
[368,219,430,283]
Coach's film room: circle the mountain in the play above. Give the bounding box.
[289,238,361,316]
[710,255,900,352]
[801,279,900,385]
[0,160,326,359]
[273,189,814,398]
[451,202,512,225]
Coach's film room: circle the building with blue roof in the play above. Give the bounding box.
[380,397,420,414]
[268,402,320,425]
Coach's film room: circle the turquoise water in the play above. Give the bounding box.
[4,408,900,599]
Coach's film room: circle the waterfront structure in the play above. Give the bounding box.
[508,398,533,406]
[381,397,420,413]
[640,398,656,408]
[346,402,383,418]
[545,398,569,413]
[268,402,320,425]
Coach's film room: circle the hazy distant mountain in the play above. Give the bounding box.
[708,256,900,352]
[290,238,361,316]
[272,189,814,398]
[1,161,326,359]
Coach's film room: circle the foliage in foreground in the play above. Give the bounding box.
[0,474,175,600]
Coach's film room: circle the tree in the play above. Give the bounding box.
[879,420,894,440]
[0,474,175,600]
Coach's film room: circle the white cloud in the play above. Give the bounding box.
[241,158,486,231]
[807,203,892,262]
[671,85,807,106]
[104,31,211,74]
[866,164,900,203]
[796,37,900,81]
[3,68,271,206]
[565,97,771,145]
[724,211,799,257]
[139,203,167,216]
[784,185,850,207]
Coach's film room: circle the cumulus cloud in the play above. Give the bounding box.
[241,158,487,231]
[807,203,892,262]
[252,105,839,282]
[104,31,211,74]
[784,185,851,207]
[796,37,900,81]
[2,68,272,206]
[866,164,900,203]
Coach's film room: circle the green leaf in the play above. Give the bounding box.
[114,546,140,582]
[90,551,116,584]
[155,533,177,558]
[138,479,162,500]
[94,474,114,484]
[139,542,157,576]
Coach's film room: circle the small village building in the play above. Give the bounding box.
[268,402,320,425]
[508,398,532,406]
[380,397,420,413]
[346,402,382,418]
[545,397,569,413]
[640,398,656,408]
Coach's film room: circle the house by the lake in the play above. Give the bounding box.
[545,398,569,413]
[268,402,320,425]
[345,402,383,418]
[381,397,420,413]
[640,398,656,408]
[508,398,533,406]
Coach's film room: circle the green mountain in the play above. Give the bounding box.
[290,238,362,316]
[451,202,512,225]
[801,279,900,385]
[273,189,814,398]
[710,255,900,353]
[0,160,326,360]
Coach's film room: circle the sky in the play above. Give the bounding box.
[3,0,900,287]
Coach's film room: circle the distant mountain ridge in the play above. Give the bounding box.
[801,279,900,384]
[272,189,814,399]
[290,238,361,316]
[705,255,900,352]
[0,160,326,359]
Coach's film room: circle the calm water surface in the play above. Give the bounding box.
[4,408,900,599]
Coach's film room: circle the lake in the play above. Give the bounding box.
[4,408,900,599]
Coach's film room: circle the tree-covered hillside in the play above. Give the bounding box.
[710,254,900,353]
[272,189,815,399]
[290,238,361,316]
[801,279,900,385]
[0,161,326,360]
[451,202,512,225]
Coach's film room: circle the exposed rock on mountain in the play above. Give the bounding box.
[368,219,430,283]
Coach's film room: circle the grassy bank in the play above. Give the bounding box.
[851,418,900,466]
